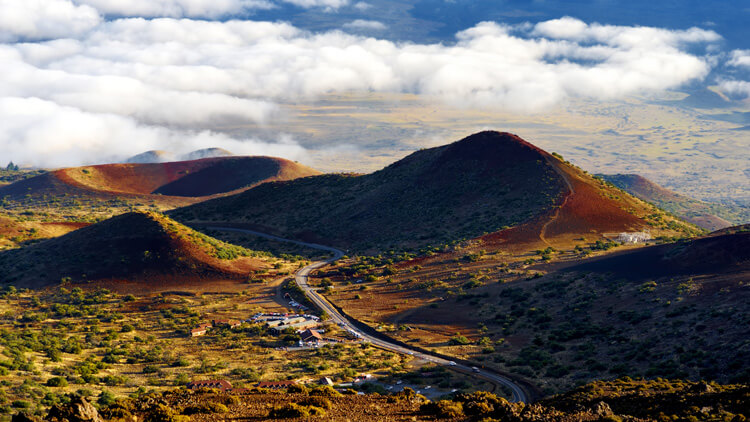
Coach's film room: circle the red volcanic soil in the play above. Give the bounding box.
[543,161,644,236]
[0,156,320,205]
[479,149,648,251]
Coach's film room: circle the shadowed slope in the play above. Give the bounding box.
[173,132,567,251]
[566,226,750,278]
[0,211,269,288]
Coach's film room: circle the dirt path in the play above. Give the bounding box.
[539,157,575,246]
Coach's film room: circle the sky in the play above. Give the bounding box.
[0,0,748,173]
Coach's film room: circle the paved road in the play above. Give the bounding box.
[209,226,528,402]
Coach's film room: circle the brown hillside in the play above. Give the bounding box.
[481,154,703,252]
[51,156,319,197]
[0,156,320,221]
[0,211,272,288]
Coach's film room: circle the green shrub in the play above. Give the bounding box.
[11,400,31,409]
[449,335,470,345]
[182,402,229,414]
[300,396,332,409]
[286,384,308,395]
[420,400,464,418]
[46,376,68,387]
[310,386,341,397]
[268,403,326,418]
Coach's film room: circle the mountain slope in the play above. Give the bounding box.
[598,173,743,230]
[0,211,272,288]
[173,131,699,252]
[326,226,749,392]
[0,156,320,220]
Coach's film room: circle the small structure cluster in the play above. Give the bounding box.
[256,380,299,390]
[252,313,321,334]
[187,380,233,391]
[616,231,652,244]
[190,319,241,337]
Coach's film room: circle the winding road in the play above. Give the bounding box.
[209,226,529,403]
[539,155,576,247]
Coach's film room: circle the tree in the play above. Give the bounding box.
[5,162,18,171]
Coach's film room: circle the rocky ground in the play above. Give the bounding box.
[11,379,748,421]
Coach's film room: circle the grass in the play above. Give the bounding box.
[0,286,412,416]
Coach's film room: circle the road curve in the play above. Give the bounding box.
[208,226,529,402]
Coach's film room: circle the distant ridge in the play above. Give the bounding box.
[125,148,234,164]
[182,148,233,161]
[125,150,175,164]
[598,173,741,231]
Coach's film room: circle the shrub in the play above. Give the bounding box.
[182,402,229,414]
[420,400,464,418]
[299,396,332,409]
[268,403,326,418]
[286,384,309,395]
[449,335,471,345]
[143,403,189,422]
[11,400,31,409]
[46,376,68,387]
[310,386,341,397]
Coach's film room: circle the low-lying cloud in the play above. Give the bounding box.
[0,4,736,167]
[75,0,275,18]
[0,97,306,168]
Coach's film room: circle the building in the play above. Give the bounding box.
[190,328,207,337]
[213,319,241,329]
[257,380,298,390]
[270,320,320,334]
[187,380,233,391]
[616,231,652,244]
[267,316,306,328]
[318,377,334,386]
[299,329,323,344]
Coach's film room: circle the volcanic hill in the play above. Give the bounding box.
[0,156,320,218]
[173,131,699,252]
[0,211,274,289]
[599,173,743,231]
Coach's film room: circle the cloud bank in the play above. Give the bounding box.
[0,3,733,167]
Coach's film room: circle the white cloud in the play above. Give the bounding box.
[0,0,101,42]
[343,19,387,31]
[0,45,280,126]
[279,0,348,9]
[75,0,275,18]
[719,80,750,100]
[0,97,305,168]
[0,14,724,166]
[352,1,371,11]
[727,49,750,68]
